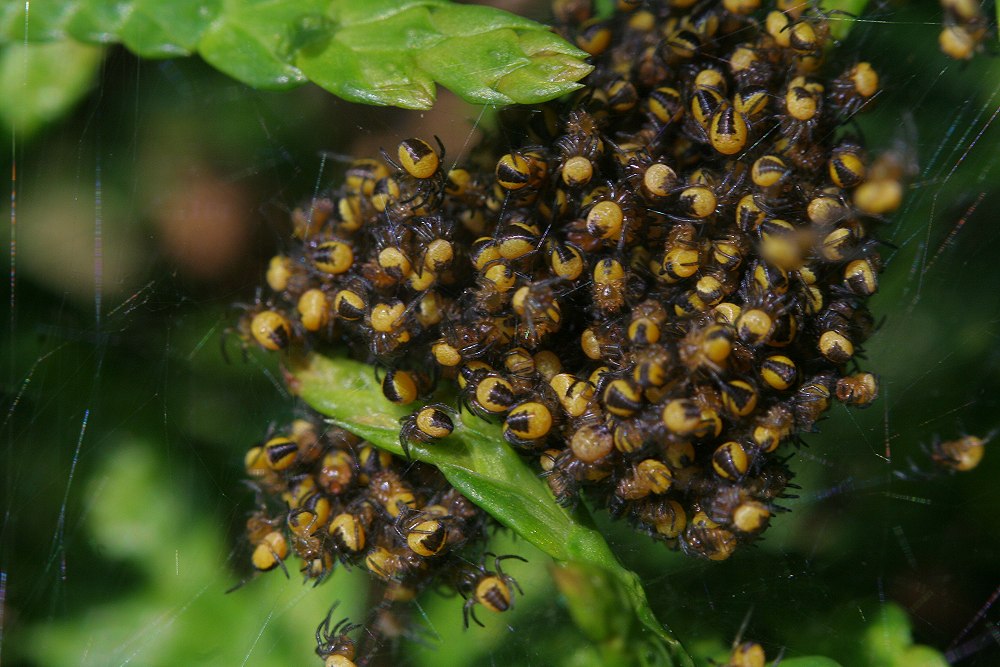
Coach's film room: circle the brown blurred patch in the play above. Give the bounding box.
[152,167,253,282]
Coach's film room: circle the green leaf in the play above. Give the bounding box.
[296,38,437,108]
[0,41,104,137]
[198,0,330,89]
[117,0,222,57]
[416,29,529,107]
[288,351,693,667]
[551,562,633,646]
[892,646,949,667]
[858,602,946,667]
[494,50,594,105]
[413,24,590,107]
[332,6,442,51]
[0,1,76,42]
[797,600,950,667]
[328,0,450,26]
[593,0,616,20]
[779,659,845,667]
[423,3,542,36]
[63,0,132,44]
[2,0,592,110]
[550,561,677,667]
[861,602,913,665]
[824,0,871,40]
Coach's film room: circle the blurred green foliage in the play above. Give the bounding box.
[0,41,103,136]
[2,1,999,666]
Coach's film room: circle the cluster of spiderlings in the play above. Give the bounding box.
[939,0,993,60]
[240,412,523,645]
[238,0,901,564]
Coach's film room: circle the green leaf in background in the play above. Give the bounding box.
[787,599,950,667]
[779,659,845,667]
[289,350,692,667]
[0,0,593,110]
[825,0,872,40]
[20,440,365,667]
[0,41,104,137]
[551,561,675,667]
[858,603,949,667]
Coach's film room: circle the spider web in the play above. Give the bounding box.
[1,2,998,666]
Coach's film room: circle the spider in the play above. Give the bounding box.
[455,553,527,628]
[315,602,362,667]
[380,136,448,214]
[398,403,457,459]
[221,287,294,362]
